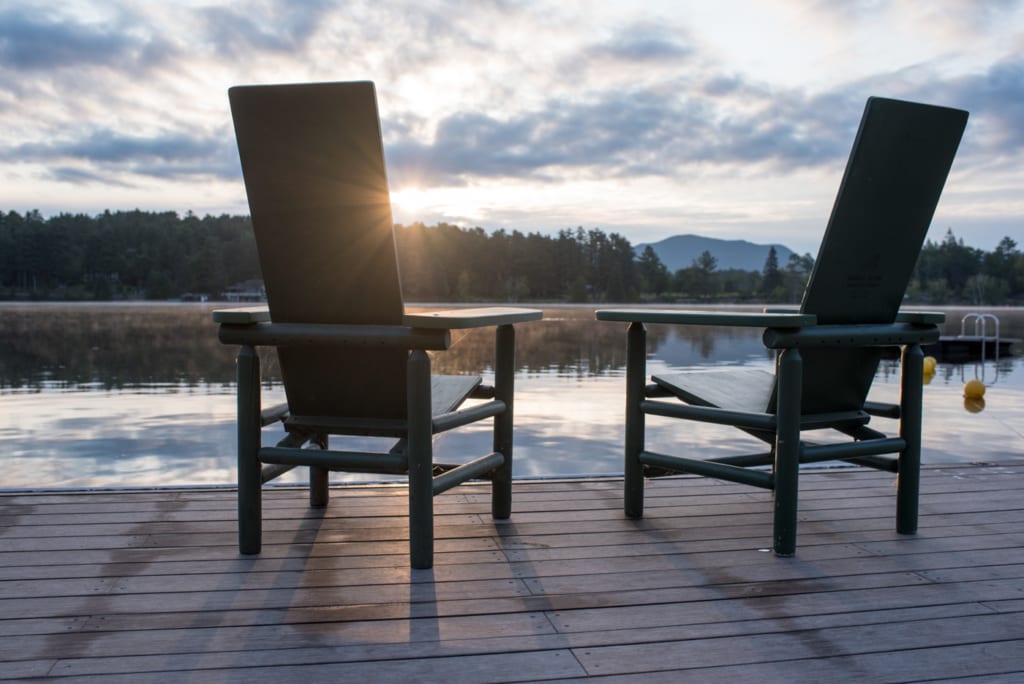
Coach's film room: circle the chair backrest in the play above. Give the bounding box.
[785,97,968,413]
[229,81,409,419]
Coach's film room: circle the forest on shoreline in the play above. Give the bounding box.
[1,209,1021,305]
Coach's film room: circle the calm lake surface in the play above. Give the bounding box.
[1,303,1021,489]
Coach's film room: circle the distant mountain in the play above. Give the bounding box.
[636,234,795,272]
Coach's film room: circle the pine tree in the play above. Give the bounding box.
[761,246,783,299]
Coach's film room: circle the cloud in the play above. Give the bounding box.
[386,82,862,185]
[0,6,172,72]
[947,53,1024,150]
[9,129,238,182]
[198,0,336,57]
[5,2,1020,201]
[832,51,1024,162]
[0,0,872,191]
[811,0,1022,33]
[585,22,694,62]
[385,42,1024,190]
[0,0,1021,251]
[49,166,134,187]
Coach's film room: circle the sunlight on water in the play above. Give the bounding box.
[0,303,1021,488]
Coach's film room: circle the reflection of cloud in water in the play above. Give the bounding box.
[651,326,773,369]
[1,392,240,487]
[0,370,860,487]
[3,362,1022,489]
[865,362,1024,463]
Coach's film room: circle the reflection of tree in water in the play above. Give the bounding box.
[0,305,665,389]
[654,323,721,359]
[0,305,249,389]
[428,312,771,376]
[429,310,662,377]
[17,303,1007,390]
[0,305,762,390]
[647,322,772,367]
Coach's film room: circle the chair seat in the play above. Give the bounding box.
[284,374,483,436]
[654,368,774,414]
[431,375,483,415]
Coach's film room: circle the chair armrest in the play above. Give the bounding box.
[218,321,451,350]
[404,306,543,329]
[763,322,941,349]
[216,307,540,348]
[212,307,270,324]
[764,309,945,325]
[753,308,944,326]
[596,308,816,328]
[895,310,945,325]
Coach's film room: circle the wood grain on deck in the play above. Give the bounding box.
[2,463,1023,682]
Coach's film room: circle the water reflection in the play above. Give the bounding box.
[0,303,243,389]
[0,303,1021,488]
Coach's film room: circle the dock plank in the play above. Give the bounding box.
[1,462,1023,682]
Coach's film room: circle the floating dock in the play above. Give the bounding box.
[924,335,1020,361]
[924,312,1020,361]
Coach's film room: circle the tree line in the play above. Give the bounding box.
[1,209,1021,304]
[0,210,257,301]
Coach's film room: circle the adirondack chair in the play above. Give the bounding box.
[597,97,968,555]
[214,81,541,569]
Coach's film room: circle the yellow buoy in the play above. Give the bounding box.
[963,396,986,414]
[963,378,986,399]
[923,356,937,374]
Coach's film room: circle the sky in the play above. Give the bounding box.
[1,1,1022,254]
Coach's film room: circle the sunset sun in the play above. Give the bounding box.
[390,186,433,216]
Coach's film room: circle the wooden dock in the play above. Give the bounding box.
[3,462,1024,682]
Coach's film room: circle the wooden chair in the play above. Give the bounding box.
[214,81,541,569]
[597,97,968,555]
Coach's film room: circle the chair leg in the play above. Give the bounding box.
[310,463,329,511]
[897,343,924,534]
[407,350,434,569]
[309,434,329,507]
[773,347,802,556]
[236,345,263,555]
[625,322,647,519]
[492,324,515,519]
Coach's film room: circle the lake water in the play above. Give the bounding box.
[1,303,1021,489]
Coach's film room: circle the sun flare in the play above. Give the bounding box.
[390,187,433,216]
